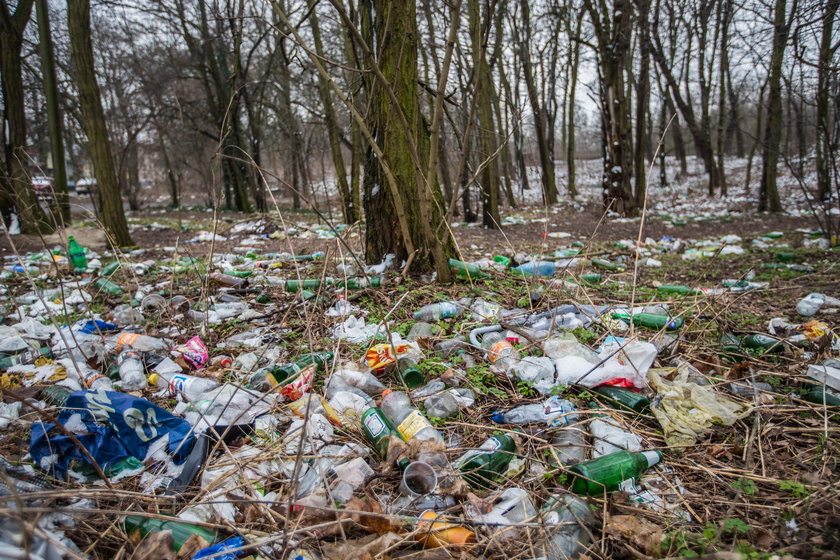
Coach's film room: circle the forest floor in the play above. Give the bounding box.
[1,161,839,559]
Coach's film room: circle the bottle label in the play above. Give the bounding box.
[488,341,513,363]
[116,333,139,350]
[366,343,411,372]
[168,374,190,395]
[363,411,387,438]
[84,372,107,387]
[438,302,458,318]
[397,409,434,440]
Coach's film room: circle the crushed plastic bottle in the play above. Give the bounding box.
[150,371,219,401]
[380,390,444,444]
[539,494,595,559]
[413,298,472,321]
[117,350,147,391]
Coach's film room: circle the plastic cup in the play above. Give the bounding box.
[400,461,438,497]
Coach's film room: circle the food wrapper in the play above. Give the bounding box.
[172,336,209,369]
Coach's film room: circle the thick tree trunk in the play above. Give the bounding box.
[0,0,53,234]
[815,0,838,201]
[36,0,69,223]
[634,0,651,208]
[758,0,788,212]
[566,14,582,198]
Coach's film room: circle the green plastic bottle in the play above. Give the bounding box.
[774,252,797,262]
[612,312,683,330]
[224,270,253,278]
[657,285,699,296]
[395,356,424,388]
[591,258,623,272]
[93,277,124,295]
[285,278,334,292]
[593,386,650,414]
[568,450,662,495]
[493,255,511,267]
[122,516,219,552]
[449,258,491,280]
[580,273,602,284]
[67,236,88,272]
[452,434,517,489]
[360,405,402,458]
[741,334,785,353]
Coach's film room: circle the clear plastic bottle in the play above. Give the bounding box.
[549,425,589,465]
[84,370,114,391]
[149,371,219,401]
[480,331,520,371]
[424,391,459,418]
[413,298,472,322]
[491,397,577,426]
[333,366,387,396]
[380,390,444,444]
[117,350,148,391]
[540,494,595,559]
[108,332,170,353]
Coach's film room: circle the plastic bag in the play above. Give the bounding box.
[648,368,751,447]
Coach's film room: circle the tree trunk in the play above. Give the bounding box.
[566,13,582,198]
[0,0,53,234]
[815,0,838,201]
[746,80,768,191]
[716,0,731,196]
[36,0,69,223]
[634,0,651,208]
[156,127,179,208]
[518,0,557,205]
[364,0,455,273]
[758,0,788,212]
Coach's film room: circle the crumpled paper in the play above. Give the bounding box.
[648,368,751,447]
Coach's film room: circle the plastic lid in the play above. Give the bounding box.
[642,450,663,468]
[381,389,392,398]
[148,373,160,385]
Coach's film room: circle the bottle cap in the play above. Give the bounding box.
[68,235,74,241]
[490,410,505,423]
[382,389,392,398]
[148,373,160,385]
[642,450,663,468]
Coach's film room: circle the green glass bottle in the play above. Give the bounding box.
[593,386,650,414]
[774,251,797,263]
[67,236,88,272]
[40,385,74,407]
[612,312,683,330]
[122,516,219,552]
[336,276,382,290]
[247,352,333,390]
[591,258,623,272]
[285,278,334,292]
[255,293,271,304]
[741,334,784,353]
[0,344,52,369]
[657,285,699,296]
[449,258,491,280]
[395,356,424,387]
[452,434,517,489]
[93,277,125,295]
[580,273,602,284]
[224,270,253,278]
[360,406,401,457]
[568,450,662,495]
[99,261,120,277]
[802,388,840,407]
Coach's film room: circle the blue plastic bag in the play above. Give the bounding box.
[193,536,248,560]
[30,390,195,479]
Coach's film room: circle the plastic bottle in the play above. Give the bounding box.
[512,261,557,277]
[407,322,441,340]
[67,236,88,272]
[491,397,577,426]
[568,450,662,495]
[592,386,650,414]
[657,284,700,296]
[208,272,248,288]
[109,333,170,353]
[333,367,387,396]
[247,352,333,391]
[424,391,459,418]
[149,371,219,401]
[591,258,622,271]
[380,390,444,444]
[612,311,683,330]
[40,385,74,407]
[99,261,120,277]
[449,258,491,280]
[335,276,382,290]
[741,334,785,353]
[117,350,147,391]
[413,298,471,321]
[122,515,219,553]
[797,293,825,316]
[549,425,589,465]
[539,494,595,560]
[452,433,517,489]
[396,356,424,387]
[84,370,114,391]
[480,331,520,371]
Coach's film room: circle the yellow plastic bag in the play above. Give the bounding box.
[648,368,751,447]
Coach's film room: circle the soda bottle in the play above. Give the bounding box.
[149,371,219,401]
[480,331,520,371]
[380,390,444,444]
[591,258,623,272]
[413,298,471,321]
[452,433,517,489]
[335,276,382,290]
[285,278,333,292]
[84,370,114,391]
[449,258,491,280]
[118,350,147,391]
[40,385,74,407]
[568,450,662,495]
[99,261,120,277]
[741,334,785,353]
[656,284,700,296]
[360,404,401,458]
[93,277,124,295]
[512,261,557,277]
[539,494,595,560]
[549,425,589,465]
[208,272,248,288]
[396,356,424,387]
[108,333,169,353]
[122,515,218,553]
[67,236,88,272]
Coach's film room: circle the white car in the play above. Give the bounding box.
[76,178,97,195]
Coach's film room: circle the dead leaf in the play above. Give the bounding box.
[606,515,664,557]
[129,530,175,560]
[175,533,211,560]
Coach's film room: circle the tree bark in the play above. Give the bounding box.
[634,0,651,208]
[758,0,790,212]
[815,0,838,201]
[0,0,53,233]
[36,0,69,223]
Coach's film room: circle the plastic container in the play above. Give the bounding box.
[380,390,444,444]
[612,311,683,330]
[118,350,147,391]
[540,494,595,560]
[67,236,88,272]
[413,299,470,321]
[84,370,114,391]
[449,258,491,280]
[512,261,557,277]
[149,371,219,401]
